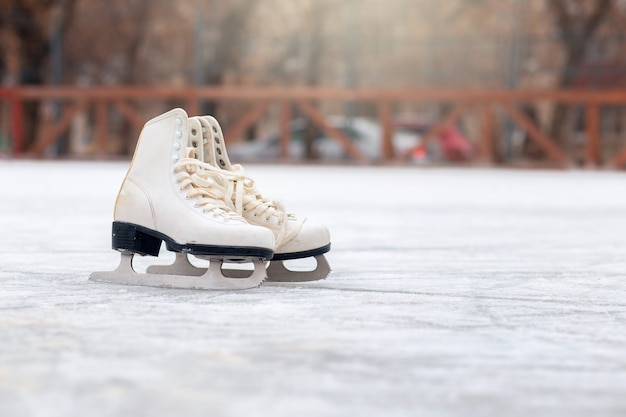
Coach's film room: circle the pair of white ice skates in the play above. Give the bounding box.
[91,108,331,290]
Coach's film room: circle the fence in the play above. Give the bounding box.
[1,86,626,168]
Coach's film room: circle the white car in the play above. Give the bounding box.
[227,116,421,162]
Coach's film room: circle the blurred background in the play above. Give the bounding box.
[1,0,626,167]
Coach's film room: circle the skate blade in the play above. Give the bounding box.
[146,252,331,282]
[90,252,266,290]
[266,255,331,282]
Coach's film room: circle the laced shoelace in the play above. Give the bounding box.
[197,116,304,248]
[172,155,243,221]
[178,156,303,247]
[226,166,304,248]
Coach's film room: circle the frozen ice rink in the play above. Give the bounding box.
[1,160,626,417]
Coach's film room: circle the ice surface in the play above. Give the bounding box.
[1,161,626,417]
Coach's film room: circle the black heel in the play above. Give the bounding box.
[112,222,162,256]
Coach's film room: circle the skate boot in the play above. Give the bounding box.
[150,115,331,282]
[90,108,275,290]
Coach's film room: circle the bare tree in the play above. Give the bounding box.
[301,0,331,159]
[63,0,153,84]
[200,0,258,115]
[0,0,75,149]
[547,0,614,145]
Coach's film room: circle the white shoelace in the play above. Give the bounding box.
[172,155,243,221]
[226,166,304,248]
[177,155,303,247]
[195,116,305,248]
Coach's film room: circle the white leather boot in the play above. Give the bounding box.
[153,114,331,282]
[90,108,275,290]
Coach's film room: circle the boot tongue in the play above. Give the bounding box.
[199,116,234,170]
[190,116,214,166]
[187,118,205,162]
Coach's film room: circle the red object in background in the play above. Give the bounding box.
[412,145,427,160]
[438,125,473,161]
[396,117,474,162]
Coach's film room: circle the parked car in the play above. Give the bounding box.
[227,116,421,163]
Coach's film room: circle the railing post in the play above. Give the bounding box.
[480,105,495,163]
[378,100,394,162]
[280,101,291,160]
[95,100,108,155]
[11,92,24,155]
[187,92,199,116]
[585,102,600,168]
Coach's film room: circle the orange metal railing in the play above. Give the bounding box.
[1,86,625,167]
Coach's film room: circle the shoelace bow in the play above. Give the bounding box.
[175,153,304,247]
[199,118,304,248]
[177,158,304,247]
[226,165,304,248]
[173,157,242,221]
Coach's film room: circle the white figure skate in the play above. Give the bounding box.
[147,115,331,282]
[90,108,275,290]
